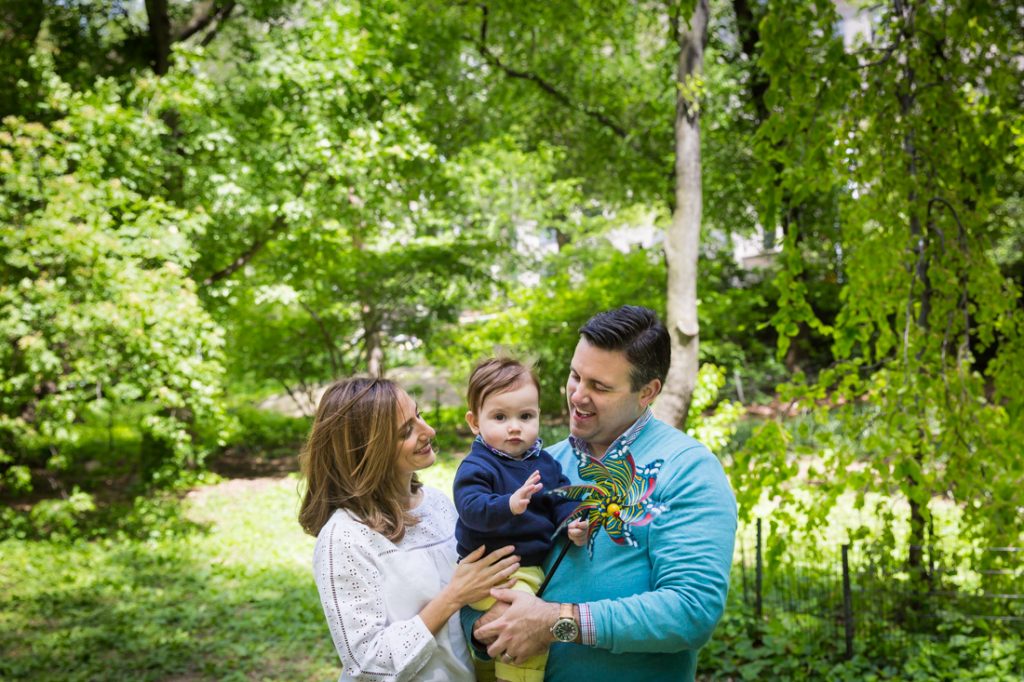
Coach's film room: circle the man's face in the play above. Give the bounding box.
[566,338,660,457]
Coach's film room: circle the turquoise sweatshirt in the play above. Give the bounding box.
[465,417,737,682]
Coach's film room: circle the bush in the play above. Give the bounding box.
[26,488,97,539]
[699,602,1024,681]
[421,405,472,454]
[222,406,311,458]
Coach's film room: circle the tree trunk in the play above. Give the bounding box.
[145,0,172,75]
[655,0,708,429]
[895,0,931,593]
[366,332,384,377]
[363,305,385,378]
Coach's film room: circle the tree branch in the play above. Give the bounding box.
[201,213,286,287]
[199,2,237,48]
[200,165,314,287]
[176,2,229,42]
[277,379,314,419]
[299,300,343,377]
[467,4,662,168]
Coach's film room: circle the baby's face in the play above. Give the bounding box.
[473,382,541,459]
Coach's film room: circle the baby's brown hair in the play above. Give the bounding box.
[466,357,541,415]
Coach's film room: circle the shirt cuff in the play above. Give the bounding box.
[460,606,492,660]
[578,603,596,646]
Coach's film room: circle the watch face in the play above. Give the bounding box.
[552,618,579,642]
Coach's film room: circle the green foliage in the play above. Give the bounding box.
[0,82,227,494]
[420,404,473,454]
[157,2,504,384]
[738,0,1024,551]
[686,364,744,453]
[695,247,789,402]
[418,0,679,204]
[0,1,45,118]
[428,241,668,416]
[222,406,311,459]
[702,489,1024,680]
[0,475,223,542]
[699,599,1022,681]
[24,487,96,539]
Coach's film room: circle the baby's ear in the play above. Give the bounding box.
[465,411,481,435]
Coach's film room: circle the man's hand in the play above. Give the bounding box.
[476,588,559,662]
[567,518,589,547]
[509,470,542,515]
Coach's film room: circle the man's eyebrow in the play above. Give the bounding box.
[572,366,613,389]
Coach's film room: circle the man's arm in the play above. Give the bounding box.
[474,589,560,660]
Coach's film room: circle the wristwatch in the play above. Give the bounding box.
[550,603,580,643]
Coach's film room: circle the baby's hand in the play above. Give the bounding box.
[509,470,542,515]
[567,518,589,547]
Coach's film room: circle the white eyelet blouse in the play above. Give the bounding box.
[312,486,474,682]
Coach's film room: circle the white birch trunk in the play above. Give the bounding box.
[654,0,708,429]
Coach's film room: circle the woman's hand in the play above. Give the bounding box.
[420,545,519,635]
[447,544,520,606]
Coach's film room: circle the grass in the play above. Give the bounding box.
[0,447,474,682]
[0,476,337,682]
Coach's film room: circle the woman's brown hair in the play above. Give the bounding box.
[298,377,423,540]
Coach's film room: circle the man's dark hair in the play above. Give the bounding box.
[579,305,670,391]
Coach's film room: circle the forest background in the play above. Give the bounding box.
[1,0,1022,680]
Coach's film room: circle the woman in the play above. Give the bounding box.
[299,377,520,681]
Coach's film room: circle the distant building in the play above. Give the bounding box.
[732,225,783,270]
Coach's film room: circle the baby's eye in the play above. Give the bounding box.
[520,413,534,421]
[494,414,506,421]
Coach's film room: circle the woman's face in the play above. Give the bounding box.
[393,390,437,478]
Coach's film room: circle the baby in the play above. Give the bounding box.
[453,357,587,682]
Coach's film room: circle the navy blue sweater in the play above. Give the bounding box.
[453,439,580,567]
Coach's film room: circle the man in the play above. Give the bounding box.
[465,305,737,682]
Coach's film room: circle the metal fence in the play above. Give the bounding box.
[735,519,1024,660]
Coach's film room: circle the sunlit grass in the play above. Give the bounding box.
[0,476,337,682]
[1,453,466,682]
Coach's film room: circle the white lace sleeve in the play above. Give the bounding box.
[314,518,437,681]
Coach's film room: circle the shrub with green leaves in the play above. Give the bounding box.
[0,79,227,495]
